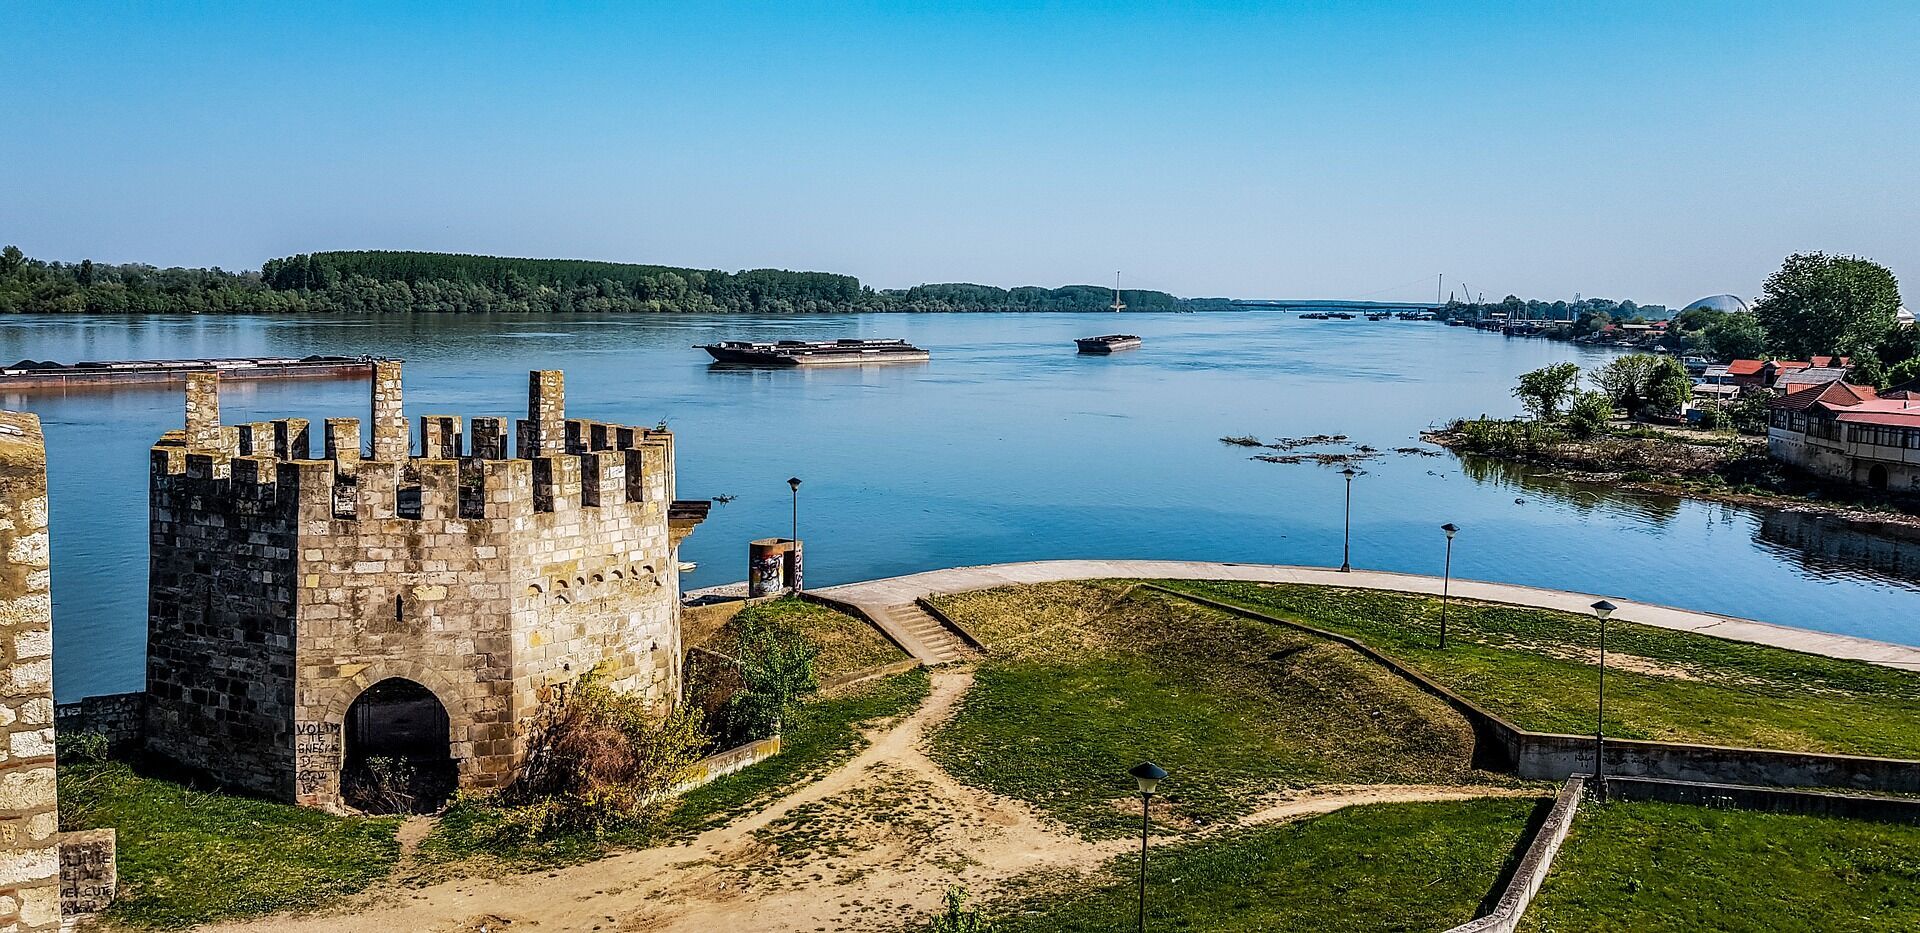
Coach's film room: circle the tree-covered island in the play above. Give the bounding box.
[0,246,1191,314]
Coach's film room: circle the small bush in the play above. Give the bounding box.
[1565,391,1614,439]
[494,668,707,839]
[929,887,994,933]
[58,731,109,764]
[724,611,821,741]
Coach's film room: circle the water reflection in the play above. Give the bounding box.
[1757,510,1920,586]
[1453,454,1684,526]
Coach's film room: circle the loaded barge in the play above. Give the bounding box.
[0,355,387,390]
[1075,334,1142,354]
[698,339,930,366]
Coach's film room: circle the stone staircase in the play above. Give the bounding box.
[871,601,973,665]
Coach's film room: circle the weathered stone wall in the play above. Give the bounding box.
[0,412,63,932]
[144,367,700,809]
[53,692,146,754]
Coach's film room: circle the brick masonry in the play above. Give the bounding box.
[0,412,83,931]
[143,367,705,810]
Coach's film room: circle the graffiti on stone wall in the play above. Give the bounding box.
[59,829,117,916]
[295,720,342,793]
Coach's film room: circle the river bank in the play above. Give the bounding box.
[1423,418,1920,534]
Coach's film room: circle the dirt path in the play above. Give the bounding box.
[201,669,1530,933]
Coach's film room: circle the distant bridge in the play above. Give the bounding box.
[1230,299,1446,311]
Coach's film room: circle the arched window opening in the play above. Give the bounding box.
[341,678,455,815]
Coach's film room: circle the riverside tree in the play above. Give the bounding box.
[1754,252,1902,360]
[1701,313,1768,362]
[1512,362,1582,420]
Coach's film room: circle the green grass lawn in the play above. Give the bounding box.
[995,797,1541,932]
[1523,800,1920,932]
[1164,581,1920,760]
[418,666,931,869]
[713,596,908,682]
[57,761,401,929]
[927,582,1492,839]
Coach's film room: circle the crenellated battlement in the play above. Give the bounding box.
[151,367,677,525]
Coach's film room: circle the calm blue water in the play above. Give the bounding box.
[5,312,1918,701]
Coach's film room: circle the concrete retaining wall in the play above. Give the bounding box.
[1151,585,1920,793]
[664,736,782,799]
[1606,776,1920,824]
[1445,777,1584,933]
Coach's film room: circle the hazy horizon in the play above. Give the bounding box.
[6,2,1917,308]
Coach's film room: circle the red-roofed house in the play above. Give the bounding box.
[1768,380,1920,490]
[1717,358,1851,389]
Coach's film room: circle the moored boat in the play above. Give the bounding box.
[0,355,386,390]
[698,339,930,366]
[1075,334,1142,354]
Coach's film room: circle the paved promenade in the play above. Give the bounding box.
[811,559,1920,671]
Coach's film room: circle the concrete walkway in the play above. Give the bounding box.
[811,559,1920,672]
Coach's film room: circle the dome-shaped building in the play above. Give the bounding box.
[1683,294,1753,314]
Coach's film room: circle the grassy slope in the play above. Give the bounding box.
[997,797,1541,933]
[1523,801,1920,932]
[718,597,907,682]
[419,667,930,869]
[58,762,401,930]
[1167,581,1920,759]
[928,582,1489,839]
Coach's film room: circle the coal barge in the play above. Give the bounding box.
[1075,334,1142,354]
[0,355,388,390]
[698,339,930,366]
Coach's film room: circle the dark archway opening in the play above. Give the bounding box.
[342,678,456,814]
[1870,464,1890,491]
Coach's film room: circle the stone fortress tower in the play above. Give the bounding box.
[143,363,706,811]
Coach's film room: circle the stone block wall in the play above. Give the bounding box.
[0,412,63,932]
[144,367,703,810]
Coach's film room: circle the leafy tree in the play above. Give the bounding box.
[1566,391,1614,438]
[1512,362,1582,420]
[1848,355,1888,389]
[927,888,993,933]
[1572,309,1612,337]
[1754,252,1902,359]
[1700,314,1767,361]
[725,611,821,739]
[1888,356,1920,388]
[1726,390,1773,436]
[1590,354,1658,412]
[1645,355,1693,414]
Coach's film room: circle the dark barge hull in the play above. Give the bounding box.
[699,340,930,366]
[0,355,386,390]
[1075,335,1143,354]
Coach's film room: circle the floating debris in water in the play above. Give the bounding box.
[1264,434,1350,451]
[1396,447,1443,457]
[711,494,736,504]
[1221,435,1264,447]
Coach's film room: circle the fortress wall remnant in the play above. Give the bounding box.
[144,367,703,810]
[0,412,65,931]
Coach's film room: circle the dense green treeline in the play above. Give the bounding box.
[0,245,1190,314]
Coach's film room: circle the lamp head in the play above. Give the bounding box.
[1591,600,1616,620]
[1441,522,1458,539]
[787,477,802,491]
[1129,761,1167,795]
[1340,467,1358,478]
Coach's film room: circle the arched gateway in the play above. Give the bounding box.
[342,678,456,814]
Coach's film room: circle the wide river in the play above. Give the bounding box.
[6,311,1920,700]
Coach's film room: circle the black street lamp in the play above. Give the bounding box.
[1129,761,1167,933]
[1339,467,1359,572]
[1591,599,1616,801]
[787,476,802,543]
[1439,523,1458,649]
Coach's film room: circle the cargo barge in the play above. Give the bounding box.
[0,355,386,389]
[698,339,930,366]
[1075,334,1142,354]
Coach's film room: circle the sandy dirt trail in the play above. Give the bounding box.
[200,669,1529,933]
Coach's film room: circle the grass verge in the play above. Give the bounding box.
[994,796,1541,932]
[57,761,400,930]
[928,581,1492,839]
[416,666,930,870]
[713,597,908,682]
[1165,580,1920,760]
[1523,800,1920,932]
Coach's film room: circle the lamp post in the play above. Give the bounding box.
[1339,467,1358,572]
[1129,761,1167,933]
[787,477,803,593]
[1590,600,1616,802]
[1439,523,1458,649]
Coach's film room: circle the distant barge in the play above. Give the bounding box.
[0,355,386,389]
[698,339,930,366]
[1075,334,1142,354]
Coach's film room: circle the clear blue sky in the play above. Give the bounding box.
[5,1,1917,305]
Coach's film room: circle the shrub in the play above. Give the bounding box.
[1566,391,1614,439]
[928,887,994,933]
[495,668,707,839]
[724,610,821,741]
[58,731,109,764]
